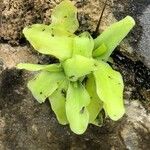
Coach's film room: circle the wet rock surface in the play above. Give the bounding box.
[113,0,150,68]
[138,5,150,68]
[0,0,150,150]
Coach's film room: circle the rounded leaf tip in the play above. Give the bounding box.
[108,107,125,121]
[125,16,135,26]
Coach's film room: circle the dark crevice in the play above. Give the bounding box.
[112,50,150,111]
[112,0,150,112]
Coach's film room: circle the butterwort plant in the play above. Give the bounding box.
[17,0,135,134]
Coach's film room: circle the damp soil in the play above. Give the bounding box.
[0,0,150,150]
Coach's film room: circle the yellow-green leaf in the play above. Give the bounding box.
[93,43,107,57]
[23,24,74,61]
[94,61,125,120]
[86,74,103,123]
[66,82,90,134]
[94,16,135,61]
[17,63,62,72]
[28,71,65,103]
[63,55,98,81]
[49,80,69,125]
[51,0,79,33]
[73,32,94,57]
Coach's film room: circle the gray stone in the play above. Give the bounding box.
[138,5,150,68]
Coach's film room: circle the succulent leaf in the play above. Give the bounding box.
[28,71,65,103]
[73,32,94,57]
[94,61,125,120]
[63,55,98,81]
[49,80,69,125]
[86,74,103,123]
[92,43,107,57]
[17,63,62,72]
[23,24,74,61]
[94,16,135,61]
[51,0,79,33]
[66,82,90,134]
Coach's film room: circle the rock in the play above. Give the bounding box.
[0,92,5,149]
[138,5,150,68]
[0,44,38,68]
[0,0,150,149]
[113,0,150,68]
[121,100,150,150]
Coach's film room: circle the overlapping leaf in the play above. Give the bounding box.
[28,71,65,103]
[23,24,74,61]
[73,32,94,57]
[63,55,98,81]
[66,82,90,134]
[17,63,62,72]
[49,80,69,125]
[51,0,79,33]
[86,74,103,123]
[92,43,107,57]
[94,16,135,61]
[94,61,125,120]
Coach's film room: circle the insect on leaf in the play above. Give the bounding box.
[49,80,69,125]
[17,63,62,72]
[28,71,65,103]
[66,82,90,134]
[73,32,94,58]
[94,61,125,121]
[94,16,135,61]
[51,0,79,33]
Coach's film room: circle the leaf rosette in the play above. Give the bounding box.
[17,0,135,134]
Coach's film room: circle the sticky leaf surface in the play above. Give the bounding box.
[49,80,69,125]
[63,55,98,81]
[23,24,74,61]
[51,0,79,33]
[94,16,135,60]
[66,82,90,134]
[86,74,103,123]
[28,71,65,103]
[17,63,62,72]
[73,32,94,57]
[94,61,125,120]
